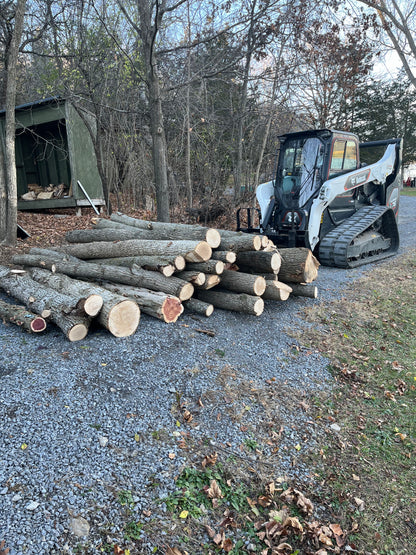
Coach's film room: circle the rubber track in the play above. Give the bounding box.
[319,206,398,268]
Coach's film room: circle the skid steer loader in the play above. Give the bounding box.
[237,129,402,268]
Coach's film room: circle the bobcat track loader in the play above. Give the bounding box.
[237,129,402,268]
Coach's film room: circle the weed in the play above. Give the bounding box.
[124,520,143,541]
[117,489,134,508]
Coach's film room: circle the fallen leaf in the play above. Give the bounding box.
[206,479,223,500]
[223,538,233,552]
[179,510,188,519]
[168,453,176,460]
[202,452,218,468]
[165,548,184,555]
[354,497,365,510]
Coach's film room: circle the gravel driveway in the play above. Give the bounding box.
[1,196,415,554]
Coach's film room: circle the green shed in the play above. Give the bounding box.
[0,97,105,211]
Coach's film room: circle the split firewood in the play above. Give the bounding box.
[285,283,318,298]
[211,251,236,263]
[102,283,183,323]
[196,290,264,316]
[28,268,103,316]
[219,269,266,296]
[0,299,47,333]
[0,268,89,341]
[262,280,292,301]
[108,213,221,248]
[235,250,282,274]
[185,260,224,275]
[194,274,221,290]
[218,234,262,252]
[11,255,194,301]
[176,271,206,286]
[92,216,221,249]
[60,239,212,263]
[183,298,214,317]
[279,248,319,283]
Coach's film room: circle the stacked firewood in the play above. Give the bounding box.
[0,214,319,341]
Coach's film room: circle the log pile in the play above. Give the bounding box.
[0,213,320,341]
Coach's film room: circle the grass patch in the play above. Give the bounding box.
[401,188,416,197]
[302,249,416,554]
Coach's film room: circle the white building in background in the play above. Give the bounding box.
[403,164,416,181]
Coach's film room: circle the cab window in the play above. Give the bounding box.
[329,139,358,177]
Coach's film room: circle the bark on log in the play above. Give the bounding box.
[194,274,221,290]
[11,255,193,301]
[196,290,264,316]
[0,299,47,333]
[279,248,319,283]
[176,271,206,286]
[262,280,293,301]
[89,255,185,272]
[220,270,266,296]
[60,239,212,263]
[29,247,81,263]
[218,235,262,252]
[109,213,221,247]
[286,283,318,298]
[211,251,236,263]
[102,283,183,323]
[185,260,224,275]
[0,269,89,341]
[236,250,282,273]
[183,298,214,317]
[28,268,103,316]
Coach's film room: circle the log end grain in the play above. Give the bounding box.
[68,323,89,342]
[107,300,141,337]
[253,276,267,296]
[174,256,186,271]
[206,228,221,248]
[253,297,264,316]
[253,236,262,251]
[184,241,212,263]
[30,317,47,333]
[162,297,184,323]
[179,282,194,301]
[83,294,104,317]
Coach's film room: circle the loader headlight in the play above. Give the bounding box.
[282,211,303,227]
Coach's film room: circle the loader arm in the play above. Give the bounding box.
[308,143,397,250]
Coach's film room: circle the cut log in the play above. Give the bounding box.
[108,213,221,247]
[28,268,103,316]
[196,290,264,316]
[279,248,319,283]
[176,271,206,286]
[29,247,81,263]
[220,269,266,296]
[0,299,47,333]
[0,268,89,341]
[218,235,262,252]
[183,298,214,317]
[262,280,293,301]
[194,274,221,290]
[286,283,318,299]
[89,255,185,273]
[185,260,224,275]
[11,255,194,301]
[60,239,212,263]
[236,250,282,273]
[101,283,183,323]
[211,251,236,263]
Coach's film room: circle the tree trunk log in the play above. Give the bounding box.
[11,255,194,301]
[196,290,264,316]
[220,270,266,296]
[29,247,81,263]
[28,268,103,317]
[184,298,214,317]
[194,274,221,290]
[262,280,292,301]
[60,239,212,263]
[94,217,222,248]
[89,255,185,272]
[101,283,183,323]
[176,271,206,286]
[0,299,47,333]
[218,235,262,252]
[0,269,89,341]
[185,260,224,275]
[279,248,319,283]
[286,283,318,299]
[211,251,236,263]
[236,250,282,273]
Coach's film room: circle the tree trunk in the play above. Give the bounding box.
[102,282,183,323]
[0,299,47,333]
[211,251,236,264]
[11,254,194,301]
[220,269,266,296]
[0,268,89,341]
[90,255,184,273]
[185,260,225,275]
[218,235,262,252]
[59,239,212,263]
[196,290,264,316]
[3,0,27,245]
[279,248,320,283]
[194,274,221,290]
[176,271,206,286]
[236,250,282,273]
[184,298,214,317]
[262,280,292,301]
[286,283,318,299]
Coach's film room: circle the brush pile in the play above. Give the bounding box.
[0,213,319,341]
